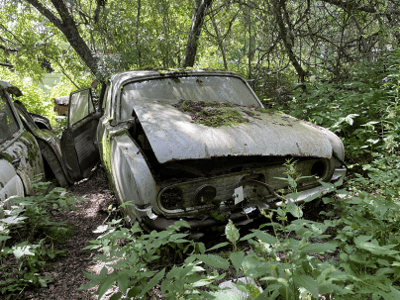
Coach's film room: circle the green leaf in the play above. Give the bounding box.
[225,220,240,245]
[78,271,103,290]
[0,236,11,242]
[260,276,288,287]
[301,242,337,254]
[166,265,183,280]
[354,236,399,256]
[109,292,122,300]
[201,291,245,300]
[206,242,229,252]
[287,201,303,218]
[168,233,189,242]
[253,230,278,244]
[293,275,318,295]
[97,270,118,299]
[78,280,101,291]
[230,251,244,272]
[196,242,206,254]
[194,254,230,269]
[261,283,282,298]
[116,274,130,294]
[389,286,400,297]
[139,268,165,297]
[127,287,141,297]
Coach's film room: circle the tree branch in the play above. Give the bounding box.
[0,44,19,52]
[320,0,395,14]
[25,0,100,76]
[0,62,14,68]
[0,23,24,45]
[272,0,306,83]
[24,0,63,29]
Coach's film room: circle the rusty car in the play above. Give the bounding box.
[0,81,72,217]
[54,95,69,116]
[60,70,346,233]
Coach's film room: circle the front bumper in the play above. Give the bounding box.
[137,179,340,232]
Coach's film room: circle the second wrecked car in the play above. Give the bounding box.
[61,70,346,232]
[0,81,72,218]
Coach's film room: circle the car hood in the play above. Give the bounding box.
[131,99,333,164]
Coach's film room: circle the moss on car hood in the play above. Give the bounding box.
[129,99,334,164]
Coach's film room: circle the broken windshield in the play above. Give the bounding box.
[120,75,260,121]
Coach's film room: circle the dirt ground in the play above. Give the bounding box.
[22,166,118,300]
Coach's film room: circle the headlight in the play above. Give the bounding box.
[159,187,184,210]
[311,160,326,179]
[193,184,217,206]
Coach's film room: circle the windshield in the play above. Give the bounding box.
[120,75,260,121]
[0,91,19,144]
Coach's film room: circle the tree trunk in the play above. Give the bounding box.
[25,0,100,77]
[211,13,228,70]
[246,1,252,78]
[136,0,142,67]
[272,0,306,82]
[183,0,213,68]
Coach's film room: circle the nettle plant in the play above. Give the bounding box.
[84,156,400,299]
[284,53,400,165]
[0,180,78,296]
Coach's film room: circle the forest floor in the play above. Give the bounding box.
[22,166,118,300]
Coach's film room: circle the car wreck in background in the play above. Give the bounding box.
[61,70,346,233]
[0,81,72,217]
[54,95,69,116]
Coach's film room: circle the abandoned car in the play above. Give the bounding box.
[61,70,346,231]
[54,95,69,116]
[0,81,72,216]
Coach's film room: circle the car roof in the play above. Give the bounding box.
[54,96,69,105]
[0,81,23,97]
[109,69,244,88]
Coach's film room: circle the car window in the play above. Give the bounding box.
[120,76,260,121]
[0,92,19,144]
[102,83,112,117]
[102,84,112,113]
[14,101,39,130]
[69,88,95,127]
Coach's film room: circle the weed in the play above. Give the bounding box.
[0,180,79,296]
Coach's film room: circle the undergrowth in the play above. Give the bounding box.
[5,50,400,300]
[81,51,400,299]
[81,174,400,299]
[0,180,79,298]
[284,51,400,170]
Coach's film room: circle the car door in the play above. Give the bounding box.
[0,84,44,203]
[0,89,25,204]
[60,88,101,181]
[14,101,73,187]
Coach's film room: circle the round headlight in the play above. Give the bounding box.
[311,160,326,179]
[193,184,217,206]
[160,187,184,210]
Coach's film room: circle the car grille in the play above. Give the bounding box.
[157,157,331,216]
